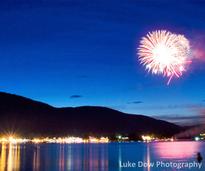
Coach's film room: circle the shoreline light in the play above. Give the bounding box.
[0,136,109,144]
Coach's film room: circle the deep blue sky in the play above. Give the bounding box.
[0,0,205,124]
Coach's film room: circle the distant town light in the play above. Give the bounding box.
[0,136,109,144]
[194,137,200,141]
[142,135,152,142]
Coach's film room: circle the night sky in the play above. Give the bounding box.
[0,0,205,124]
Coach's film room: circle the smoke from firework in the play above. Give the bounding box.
[175,109,205,139]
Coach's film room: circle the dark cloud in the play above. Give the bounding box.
[128,101,143,104]
[70,95,83,99]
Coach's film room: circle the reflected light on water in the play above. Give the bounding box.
[59,145,65,171]
[118,146,122,171]
[8,144,21,171]
[146,144,151,171]
[66,145,72,171]
[0,144,21,171]
[0,142,202,171]
[86,145,108,171]
[0,144,6,171]
[155,142,201,159]
[33,145,40,171]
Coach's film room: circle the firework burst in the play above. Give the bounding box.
[138,30,191,84]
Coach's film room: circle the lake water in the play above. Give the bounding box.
[0,141,204,171]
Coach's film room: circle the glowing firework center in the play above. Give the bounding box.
[138,30,191,84]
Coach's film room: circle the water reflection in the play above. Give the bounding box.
[58,145,65,171]
[81,144,108,171]
[0,144,6,170]
[118,145,122,171]
[8,144,20,171]
[146,144,150,171]
[33,145,40,171]
[154,141,201,159]
[40,144,108,171]
[0,142,203,171]
[0,143,21,171]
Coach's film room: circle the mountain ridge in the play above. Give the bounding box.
[0,92,182,138]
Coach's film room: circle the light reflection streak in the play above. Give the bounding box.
[82,145,108,171]
[0,144,21,171]
[9,144,20,171]
[66,145,72,171]
[59,145,65,171]
[118,145,122,171]
[146,144,151,171]
[0,144,6,171]
[33,145,40,171]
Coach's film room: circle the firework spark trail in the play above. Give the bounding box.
[138,30,191,84]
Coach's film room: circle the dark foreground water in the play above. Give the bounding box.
[0,141,204,171]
